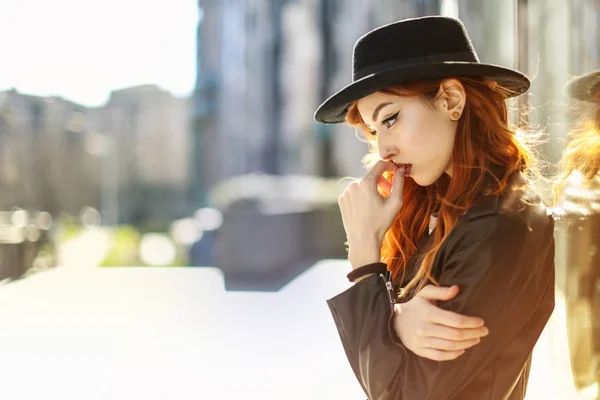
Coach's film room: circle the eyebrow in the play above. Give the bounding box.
[371,102,392,123]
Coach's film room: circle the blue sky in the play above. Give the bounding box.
[0,0,199,107]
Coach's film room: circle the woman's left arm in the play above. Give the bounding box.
[327,213,555,400]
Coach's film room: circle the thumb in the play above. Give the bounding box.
[417,285,459,301]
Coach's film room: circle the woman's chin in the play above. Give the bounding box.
[411,171,444,187]
[412,177,427,186]
[410,174,427,186]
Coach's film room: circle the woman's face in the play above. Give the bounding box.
[356,89,458,186]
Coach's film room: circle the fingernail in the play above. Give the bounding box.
[483,328,489,336]
[399,167,406,175]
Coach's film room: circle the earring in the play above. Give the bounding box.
[451,111,461,120]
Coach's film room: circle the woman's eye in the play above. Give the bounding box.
[382,112,399,129]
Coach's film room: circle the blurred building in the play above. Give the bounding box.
[105,85,190,188]
[0,85,191,230]
[92,85,191,229]
[0,89,100,216]
[191,1,221,208]
[191,0,295,208]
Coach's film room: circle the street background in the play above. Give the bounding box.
[0,0,599,399]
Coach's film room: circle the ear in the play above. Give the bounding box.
[436,79,467,121]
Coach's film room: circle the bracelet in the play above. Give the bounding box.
[347,262,388,282]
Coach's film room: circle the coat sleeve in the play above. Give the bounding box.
[326,213,555,400]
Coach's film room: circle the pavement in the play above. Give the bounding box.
[0,260,363,400]
[0,258,585,400]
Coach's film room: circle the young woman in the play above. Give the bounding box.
[554,70,600,392]
[314,16,555,399]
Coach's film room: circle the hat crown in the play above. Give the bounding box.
[352,16,479,81]
[565,71,600,102]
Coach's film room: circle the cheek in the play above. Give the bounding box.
[400,113,451,152]
[434,119,457,148]
[420,113,456,152]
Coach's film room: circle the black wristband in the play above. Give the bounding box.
[347,262,388,282]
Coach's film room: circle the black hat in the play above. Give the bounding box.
[565,70,600,102]
[314,16,531,124]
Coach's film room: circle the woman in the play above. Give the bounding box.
[553,70,600,392]
[315,16,555,399]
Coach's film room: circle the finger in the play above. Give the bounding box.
[365,160,398,186]
[382,166,404,213]
[417,284,460,301]
[425,324,489,342]
[388,165,405,205]
[422,337,481,352]
[418,348,465,362]
[429,307,486,329]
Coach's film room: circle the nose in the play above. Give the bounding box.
[377,134,398,160]
[379,146,398,161]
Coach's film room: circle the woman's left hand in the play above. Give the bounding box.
[338,160,406,268]
[393,285,488,361]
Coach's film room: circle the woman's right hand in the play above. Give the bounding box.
[393,285,489,361]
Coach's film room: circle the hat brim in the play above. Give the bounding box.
[314,62,530,124]
[565,71,600,102]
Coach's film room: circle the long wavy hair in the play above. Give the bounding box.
[345,77,539,296]
[553,91,600,200]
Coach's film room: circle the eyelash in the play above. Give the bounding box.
[368,111,399,136]
[383,112,399,129]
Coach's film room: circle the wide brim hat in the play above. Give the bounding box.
[565,70,600,102]
[314,16,531,124]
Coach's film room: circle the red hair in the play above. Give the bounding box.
[554,92,600,200]
[345,77,539,296]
